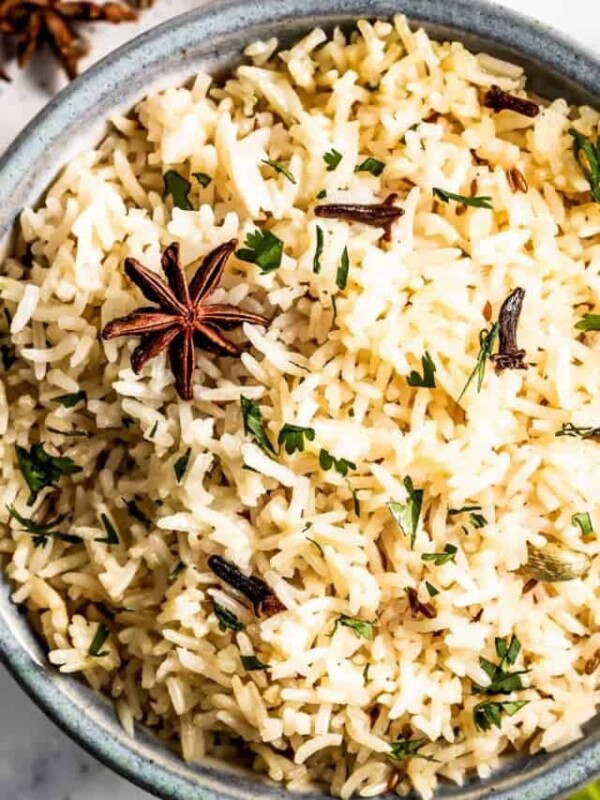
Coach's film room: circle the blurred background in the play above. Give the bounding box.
[0,0,598,798]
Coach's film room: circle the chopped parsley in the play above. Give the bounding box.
[213,601,244,632]
[163,169,193,210]
[433,187,493,209]
[236,229,283,273]
[51,390,87,408]
[149,421,158,439]
[316,189,327,199]
[555,423,600,439]
[168,562,185,582]
[193,172,212,188]
[569,128,600,203]
[95,513,120,545]
[458,322,499,401]
[318,448,356,477]
[88,622,110,657]
[425,581,440,597]
[323,148,343,171]
[124,499,151,529]
[174,447,192,482]
[473,700,528,732]
[346,479,360,517]
[306,536,324,556]
[407,351,437,388]
[15,443,82,506]
[241,396,276,454]
[362,663,370,685]
[355,157,385,176]
[388,476,423,548]
[278,424,315,455]
[389,737,436,762]
[262,159,296,184]
[572,511,594,539]
[336,246,350,290]
[7,504,81,549]
[241,654,269,671]
[475,635,529,695]
[421,544,458,566]
[332,614,376,641]
[575,314,600,332]
[313,225,324,274]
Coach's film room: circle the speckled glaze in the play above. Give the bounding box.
[0,1,599,798]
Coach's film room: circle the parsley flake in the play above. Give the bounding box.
[51,390,87,408]
[572,512,594,538]
[355,157,385,176]
[124,499,151,529]
[575,313,600,332]
[332,614,376,641]
[555,423,600,440]
[425,581,440,597]
[213,601,244,632]
[323,148,343,171]
[458,322,499,401]
[421,544,458,566]
[241,654,269,671]
[388,476,423,548]
[163,170,193,211]
[237,229,283,273]
[569,128,600,203]
[433,187,493,209]
[7,505,81,549]
[313,225,324,274]
[262,159,296,184]
[95,513,120,545]
[389,737,436,762]
[193,172,212,188]
[318,448,356,477]
[174,448,192,483]
[407,351,437,388]
[336,246,350,290]
[473,700,528,731]
[474,635,529,695]
[278,424,315,455]
[88,622,110,657]
[15,443,82,506]
[241,396,275,454]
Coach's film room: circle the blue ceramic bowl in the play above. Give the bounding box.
[1,1,599,798]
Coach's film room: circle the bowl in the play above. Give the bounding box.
[1,1,600,798]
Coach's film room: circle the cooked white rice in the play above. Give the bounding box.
[1,16,600,799]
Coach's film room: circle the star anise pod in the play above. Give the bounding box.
[102,240,269,400]
[0,0,137,80]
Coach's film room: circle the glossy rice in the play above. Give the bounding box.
[1,16,600,799]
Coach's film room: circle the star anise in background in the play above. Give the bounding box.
[0,0,137,80]
[102,241,270,401]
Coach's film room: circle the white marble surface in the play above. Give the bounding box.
[0,0,598,797]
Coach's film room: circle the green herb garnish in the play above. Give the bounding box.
[88,622,110,657]
[124,499,151,528]
[51,390,87,408]
[193,172,212,188]
[346,479,360,516]
[318,448,356,477]
[306,536,324,556]
[313,225,324,274]
[316,189,327,199]
[433,187,493,209]
[407,351,437,388]
[7,505,81,549]
[421,544,457,566]
[278,424,315,455]
[236,229,283,273]
[149,421,158,438]
[474,635,529,695]
[425,581,440,597]
[575,314,600,332]
[241,654,269,671]
[569,128,600,203]
[174,448,192,483]
[332,614,376,641]
[458,322,499,401]
[95,513,120,545]
[362,663,370,685]
[213,601,244,632]
[355,157,385,176]
[555,423,600,439]
[336,246,349,290]
[473,700,528,731]
[389,737,436,762]
[169,562,185,582]
[323,148,343,171]
[262,159,296,184]
[241,396,276,454]
[572,512,594,538]
[163,170,193,210]
[15,443,82,506]
[388,476,423,548]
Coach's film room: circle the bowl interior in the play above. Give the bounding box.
[1,1,600,799]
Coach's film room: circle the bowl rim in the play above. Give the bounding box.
[1,1,600,799]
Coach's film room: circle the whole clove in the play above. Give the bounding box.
[207,554,286,617]
[491,287,528,371]
[315,193,404,242]
[484,85,540,118]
